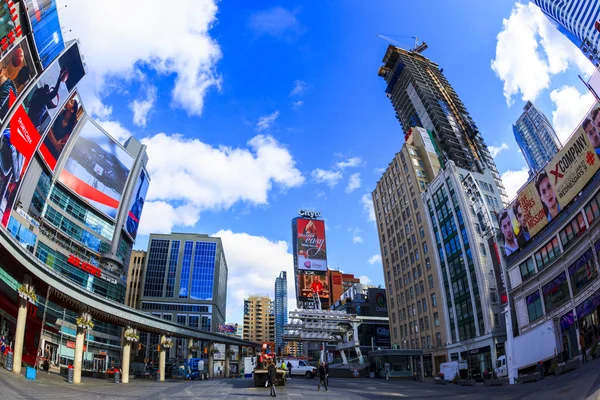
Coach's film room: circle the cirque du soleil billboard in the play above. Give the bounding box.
[295,217,328,272]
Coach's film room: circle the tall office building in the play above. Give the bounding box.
[422,160,507,377]
[378,45,508,204]
[274,271,288,352]
[533,0,600,62]
[125,250,146,308]
[139,233,228,331]
[373,127,448,374]
[243,295,275,344]
[513,101,561,174]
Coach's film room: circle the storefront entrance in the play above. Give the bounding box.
[560,311,579,361]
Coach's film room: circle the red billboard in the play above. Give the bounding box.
[297,274,330,300]
[0,92,43,226]
[296,218,327,272]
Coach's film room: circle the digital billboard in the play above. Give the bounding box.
[24,0,65,69]
[0,0,23,62]
[59,119,134,219]
[498,101,600,256]
[38,90,83,170]
[295,218,327,272]
[0,93,43,226]
[297,274,330,300]
[0,39,35,123]
[22,42,85,135]
[125,168,149,240]
[217,323,238,334]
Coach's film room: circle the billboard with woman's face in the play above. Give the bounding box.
[0,39,35,123]
[38,91,84,170]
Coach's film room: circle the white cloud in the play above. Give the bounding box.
[374,167,386,175]
[350,228,363,244]
[491,2,594,105]
[290,80,307,96]
[358,275,372,285]
[311,168,343,187]
[345,173,361,193]
[336,157,362,169]
[291,100,304,110]
[215,230,297,325]
[96,120,133,145]
[489,143,509,158]
[137,133,304,234]
[138,201,200,235]
[501,166,530,200]
[57,0,222,117]
[360,193,376,222]
[368,254,382,265]
[256,111,280,132]
[248,7,304,39]
[550,85,595,144]
[129,86,157,127]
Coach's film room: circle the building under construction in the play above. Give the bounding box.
[378,44,507,204]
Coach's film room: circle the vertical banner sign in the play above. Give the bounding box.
[0,92,42,226]
[296,218,328,272]
[125,168,149,240]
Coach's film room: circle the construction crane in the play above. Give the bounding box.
[376,33,428,54]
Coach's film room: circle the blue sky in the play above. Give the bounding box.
[57,0,597,324]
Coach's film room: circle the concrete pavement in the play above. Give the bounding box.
[2,358,600,399]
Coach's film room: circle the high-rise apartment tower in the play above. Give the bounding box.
[274,271,288,352]
[378,45,508,204]
[243,295,275,344]
[513,101,561,175]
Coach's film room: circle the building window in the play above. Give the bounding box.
[534,237,561,270]
[568,249,597,296]
[559,213,586,251]
[426,258,431,271]
[479,242,486,256]
[424,316,429,330]
[422,298,427,312]
[584,191,600,225]
[436,332,441,346]
[519,257,536,281]
[526,290,544,322]
[431,293,437,307]
[542,272,570,313]
[434,312,440,327]
[179,241,194,298]
[428,274,434,289]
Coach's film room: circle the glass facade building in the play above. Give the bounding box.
[274,271,288,352]
[533,0,600,58]
[513,101,561,175]
[140,233,227,332]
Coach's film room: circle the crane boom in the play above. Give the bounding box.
[376,33,428,54]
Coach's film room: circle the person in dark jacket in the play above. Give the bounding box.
[317,362,328,391]
[268,361,277,397]
[287,361,292,379]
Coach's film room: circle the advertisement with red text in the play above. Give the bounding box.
[296,218,327,272]
[0,92,42,226]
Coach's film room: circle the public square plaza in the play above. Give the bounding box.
[2,358,600,400]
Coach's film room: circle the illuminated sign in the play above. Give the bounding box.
[298,209,321,219]
[66,341,86,350]
[67,254,117,285]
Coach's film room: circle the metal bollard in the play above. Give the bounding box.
[5,351,13,372]
[67,368,74,384]
[114,371,120,384]
[156,370,161,382]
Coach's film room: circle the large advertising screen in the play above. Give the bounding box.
[58,119,134,219]
[22,42,85,136]
[295,218,327,272]
[0,0,23,59]
[24,0,65,68]
[38,90,83,170]
[125,168,149,240]
[0,39,35,123]
[0,93,43,226]
[297,273,330,300]
[498,102,600,256]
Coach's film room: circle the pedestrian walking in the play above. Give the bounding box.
[287,361,292,379]
[268,361,277,397]
[580,331,588,364]
[317,362,328,391]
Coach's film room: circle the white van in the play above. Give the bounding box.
[495,355,507,378]
[281,359,317,378]
[439,360,468,381]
